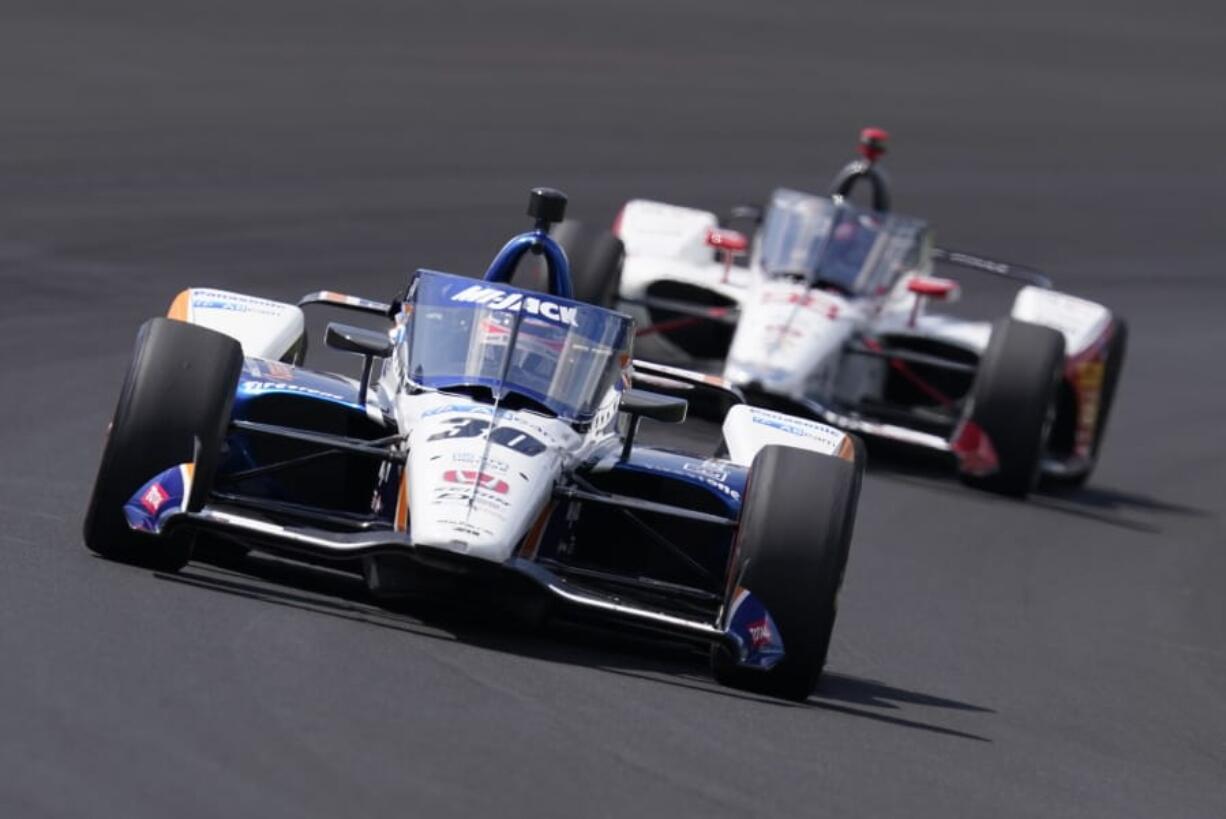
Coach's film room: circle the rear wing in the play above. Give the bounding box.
[931,247,1053,289]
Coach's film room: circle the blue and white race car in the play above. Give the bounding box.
[83,189,865,700]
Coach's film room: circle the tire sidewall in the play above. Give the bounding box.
[83,318,242,568]
[962,318,1065,495]
[715,443,863,699]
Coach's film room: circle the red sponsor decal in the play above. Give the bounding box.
[1063,321,1114,458]
[265,361,294,381]
[747,616,773,649]
[442,470,509,495]
[141,483,169,514]
[950,420,1000,477]
[761,291,839,317]
[481,318,510,336]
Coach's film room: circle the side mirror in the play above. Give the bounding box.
[325,322,393,404]
[617,388,688,460]
[620,388,688,424]
[630,361,744,422]
[706,228,749,255]
[905,276,960,328]
[906,276,959,301]
[326,323,394,358]
[706,228,749,283]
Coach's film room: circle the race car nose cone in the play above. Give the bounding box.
[528,187,568,225]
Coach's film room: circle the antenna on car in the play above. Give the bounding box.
[528,187,567,234]
[481,188,574,298]
[858,127,888,164]
[829,127,892,213]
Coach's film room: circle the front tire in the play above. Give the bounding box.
[958,318,1065,496]
[712,442,864,701]
[83,318,243,571]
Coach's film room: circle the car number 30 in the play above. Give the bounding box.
[427,418,547,456]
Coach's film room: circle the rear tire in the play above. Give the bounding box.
[551,220,624,307]
[712,442,864,701]
[83,318,243,571]
[958,318,1065,496]
[1046,318,1128,488]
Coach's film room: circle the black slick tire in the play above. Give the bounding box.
[959,317,1065,497]
[551,220,624,308]
[712,441,864,701]
[83,318,243,571]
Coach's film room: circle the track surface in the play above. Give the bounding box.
[2,2,1225,816]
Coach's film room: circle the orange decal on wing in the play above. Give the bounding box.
[394,468,410,532]
[167,289,191,322]
[836,437,857,463]
[517,501,556,561]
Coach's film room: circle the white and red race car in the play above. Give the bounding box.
[564,130,1126,496]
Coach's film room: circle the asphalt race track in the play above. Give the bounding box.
[2,2,1224,816]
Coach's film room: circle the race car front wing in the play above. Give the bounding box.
[121,448,783,670]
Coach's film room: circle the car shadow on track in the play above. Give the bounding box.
[861,439,1206,535]
[593,666,993,742]
[152,551,993,743]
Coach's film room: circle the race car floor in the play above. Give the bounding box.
[1,1,1224,816]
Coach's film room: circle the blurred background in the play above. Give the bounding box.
[1,2,1223,817]
[4,1,1223,301]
